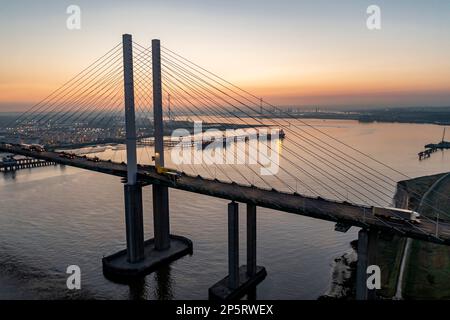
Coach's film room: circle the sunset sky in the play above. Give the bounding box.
[1,0,450,111]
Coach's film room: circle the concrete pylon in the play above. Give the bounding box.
[152,39,170,251]
[122,34,144,263]
[247,204,257,277]
[356,228,378,300]
[228,201,240,289]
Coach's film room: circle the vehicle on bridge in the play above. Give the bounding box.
[155,166,181,183]
[18,143,45,152]
[29,144,45,152]
[19,144,32,151]
[59,152,76,159]
[151,152,182,182]
[373,207,422,224]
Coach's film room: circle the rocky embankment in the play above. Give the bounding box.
[319,240,358,300]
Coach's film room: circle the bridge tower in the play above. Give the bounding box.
[152,39,171,251]
[122,34,145,263]
[102,35,192,281]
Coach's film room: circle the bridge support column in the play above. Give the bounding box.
[228,201,239,289]
[209,202,266,300]
[247,203,257,277]
[153,185,170,250]
[124,184,144,262]
[152,39,171,251]
[356,229,378,300]
[122,33,145,264]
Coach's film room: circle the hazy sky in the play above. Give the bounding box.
[1,0,450,110]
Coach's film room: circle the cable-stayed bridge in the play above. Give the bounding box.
[1,34,449,300]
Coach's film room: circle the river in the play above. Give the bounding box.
[1,119,450,299]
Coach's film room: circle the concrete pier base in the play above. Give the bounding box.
[209,202,266,300]
[208,265,267,301]
[102,235,192,282]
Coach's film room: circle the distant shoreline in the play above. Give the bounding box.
[257,107,450,126]
[2,107,450,127]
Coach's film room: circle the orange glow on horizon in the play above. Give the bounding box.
[1,44,450,110]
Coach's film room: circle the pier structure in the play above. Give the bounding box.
[418,148,438,160]
[0,156,55,172]
[209,202,266,300]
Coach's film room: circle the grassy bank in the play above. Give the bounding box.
[402,173,450,299]
[375,173,447,299]
[403,240,450,299]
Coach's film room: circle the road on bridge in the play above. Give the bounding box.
[2,143,450,247]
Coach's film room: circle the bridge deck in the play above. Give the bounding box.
[1,144,449,246]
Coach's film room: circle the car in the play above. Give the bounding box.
[155,165,181,182]
[59,152,75,159]
[20,144,32,151]
[164,171,182,183]
[30,145,45,152]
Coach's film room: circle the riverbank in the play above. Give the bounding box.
[377,172,450,299]
[255,107,450,126]
[319,240,358,300]
[402,173,450,299]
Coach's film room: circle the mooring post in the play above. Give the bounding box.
[247,204,257,277]
[122,34,144,263]
[152,39,170,251]
[356,228,378,300]
[228,201,239,289]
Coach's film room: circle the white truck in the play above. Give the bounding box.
[372,207,421,224]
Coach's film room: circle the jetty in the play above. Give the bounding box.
[419,128,449,160]
[0,155,55,172]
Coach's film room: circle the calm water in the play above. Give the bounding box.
[1,119,450,300]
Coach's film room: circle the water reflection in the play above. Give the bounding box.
[2,120,450,299]
[128,278,148,300]
[153,266,174,300]
[3,170,16,180]
[123,265,175,300]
